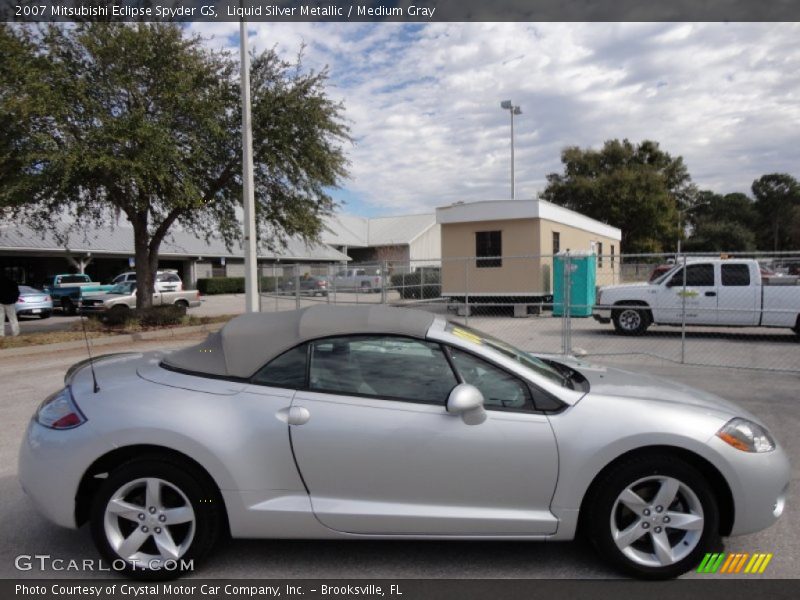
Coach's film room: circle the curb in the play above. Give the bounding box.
[0,323,224,358]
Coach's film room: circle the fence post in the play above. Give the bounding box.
[381,260,388,304]
[294,265,300,309]
[272,263,278,312]
[464,258,470,326]
[680,253,687,364]
[562,253,573,355]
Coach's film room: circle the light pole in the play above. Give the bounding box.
[240,20,259,313]
[500,100,521,199]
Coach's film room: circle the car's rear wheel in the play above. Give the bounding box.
[586,454,719,579]
[61,298,77,316]
[612,306,650,335]
[90,458,221,580]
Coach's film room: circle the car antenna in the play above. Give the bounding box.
[79,311,100,393]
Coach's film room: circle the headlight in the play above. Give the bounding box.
[716,418,775,453]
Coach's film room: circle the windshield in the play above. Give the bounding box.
[445,323,566,387]
[108,282,136,295]
[651,266,678,285]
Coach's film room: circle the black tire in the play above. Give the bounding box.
[612,305,650,335]
[61,298,77,316]
[585,453,720,580]
[90,456,222,581]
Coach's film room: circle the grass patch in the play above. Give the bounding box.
[0,314,236,350]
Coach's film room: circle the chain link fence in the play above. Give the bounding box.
[256,251,800,373]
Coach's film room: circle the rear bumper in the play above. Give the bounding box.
[18,419,112,529]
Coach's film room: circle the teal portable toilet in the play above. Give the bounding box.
[553,252,596,317]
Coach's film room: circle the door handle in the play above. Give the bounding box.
[276,406,312,425]
[286,406,311,426]
[705,291,717,297]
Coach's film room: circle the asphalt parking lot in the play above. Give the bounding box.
[0,324,797,579]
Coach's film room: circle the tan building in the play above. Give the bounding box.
[436,199,622,298]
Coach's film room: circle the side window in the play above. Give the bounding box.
[476,231,502,268]
[669,264,714,287]
[309,336,457,404]
[448,348,531,410]
[252,343,308,388]
[113,275,124,284]
[721,264,750,286]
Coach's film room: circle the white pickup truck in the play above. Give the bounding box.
[593,258,800,336]
[79,282,201,315]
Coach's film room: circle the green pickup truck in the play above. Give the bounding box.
[42,274,115,315]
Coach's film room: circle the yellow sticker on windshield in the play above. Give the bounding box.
[451,327,483,345]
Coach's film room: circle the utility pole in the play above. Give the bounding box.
[240,20,259,313]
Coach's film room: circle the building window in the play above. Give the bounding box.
[476,231,502,268]
[597,242,603,267]
[610,244,615,268]
[552,231,560,255]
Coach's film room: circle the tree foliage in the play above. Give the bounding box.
[683,191,758,252]
[540,139,695,253]
[751,173,800,251]
[0,23,350,306]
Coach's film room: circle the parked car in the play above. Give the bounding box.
[279,275,329,297]
[19,305,788,580]
[42,274,115,315]
[79,282,200,315]
[15,285,53,319]
[332,267,384,293]
[596,259,800,335]
[112,270,183,293]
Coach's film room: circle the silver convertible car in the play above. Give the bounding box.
[19,306,789,579]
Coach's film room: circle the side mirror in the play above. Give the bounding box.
[446,383,487,426]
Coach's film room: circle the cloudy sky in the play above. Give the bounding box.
[190,22,800,217]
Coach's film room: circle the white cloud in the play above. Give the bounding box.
[190,22,800,215]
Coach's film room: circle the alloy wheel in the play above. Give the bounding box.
[103,477,196,568]
[609,475,704,568]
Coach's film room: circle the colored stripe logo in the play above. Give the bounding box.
[697,553,773,574]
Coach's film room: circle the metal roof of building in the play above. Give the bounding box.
[321,213,437,248]
[0,222,350,262]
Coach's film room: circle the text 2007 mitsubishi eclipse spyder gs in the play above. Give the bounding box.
[19,305,789,579]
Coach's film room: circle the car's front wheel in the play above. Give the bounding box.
[90,457,222,580]
[586,454,719,579]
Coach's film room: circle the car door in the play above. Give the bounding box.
[656,263,718,325]
[288,335,559,536]
[717,263,758,325]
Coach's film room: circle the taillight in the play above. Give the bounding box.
[44,295,51,301]
[36,387,87,430]
[374,277,380,285]
[17,297,25,303]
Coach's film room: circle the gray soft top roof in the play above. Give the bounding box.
[163,304,437,378]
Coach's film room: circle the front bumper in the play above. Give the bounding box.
[79,304,107,313]
[711,437,792,536]
[592,307,612,323]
